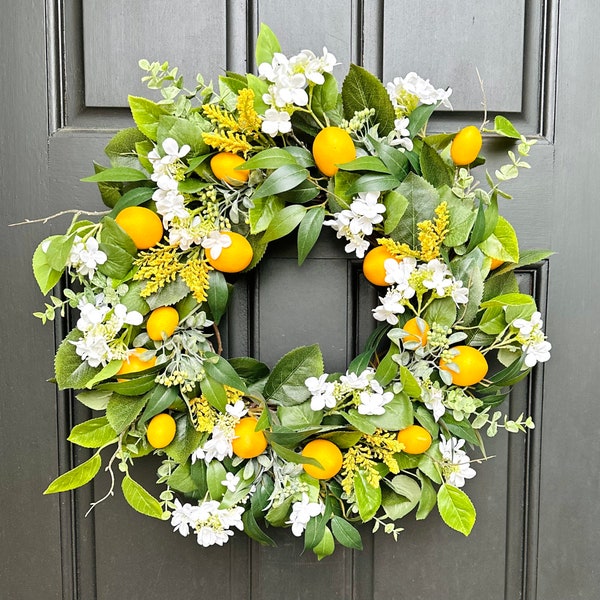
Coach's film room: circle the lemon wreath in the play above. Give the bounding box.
[32,25,552,557]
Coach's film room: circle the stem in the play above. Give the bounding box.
[212,322,223,355]
[9,209,110,227]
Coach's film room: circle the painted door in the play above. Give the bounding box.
[2,1,598,598]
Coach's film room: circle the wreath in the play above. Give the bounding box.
[31,25,552,558]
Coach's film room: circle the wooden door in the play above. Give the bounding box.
[2,1,599,598]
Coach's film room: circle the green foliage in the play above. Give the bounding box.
[121,474,163,519]
[44,454,102,494]
[437,484,476,536]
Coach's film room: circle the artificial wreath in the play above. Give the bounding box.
[32,25,552,558]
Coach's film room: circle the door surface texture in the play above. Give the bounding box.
[1,1,599,599]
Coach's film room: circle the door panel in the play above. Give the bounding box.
[2,1,598,599]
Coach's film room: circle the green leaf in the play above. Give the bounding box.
[84,360,123,389]
[342,64,396,135]
[264,345,324,406]
[32,237,65,295]
[249,196,285,234]
[106,394,147,434]
[120,280,151,315]
[393,173,441,247]
[383,190,409,234]
[121,474,163,519]
[81,167,148,183]
[206,461,227,500]
[338,155,390,173]
[242,147,298,170]
[416,472,437,520]
[278,403,323,428]
[44,234,76,271]
[68,416,117,448]
[420,142,453,188]
[269,441,322,468]
[140,385,179,424]
[101,215,138,255]
[451,249,485,325]
[313,526,335,560]
[98,373,157,396]
[366,393,413,431]
[331,515,363,550]
[493,115,521,139]
[206,270,229,325]
[146,276,190,309]
[437,483,476,536]
[346,173,401,196]
[128,95,170,140]
[407,103,438,137]
[423,297,457,328]
[399,365,422,398]
[97,242,134,279]
[344,410,377,434]
[228,357,271,383]
[105,127,149,168]
[165,414,204,464]
[200,374,228,413]
[479,215,520,263]
[354,469,382,521]
[443,190,477,247]
[157,115,210,156]
[277,180,319,204]
[76,390,112,411]
[44,454,102,494]
[374,344,399,386]
[480,292,537,309]
[261,204,307,244]
[297,207,325,265]
[253,164,309,200]
[108,187,154,219]
[255,23,281,66]
[54,330,102,390]
[204,353,248,393]
[311,72,339,122]
[382,486,419,520]
[242,508,277,546]
[370,138,410,180]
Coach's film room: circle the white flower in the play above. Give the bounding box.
[76,300,109,332]
[384,257,417,297]
[305,374,337,411]
[112,303,143,326]
[523,339,552,367]
[261,108,292,136]
[71,334,111,368]
[191,421,235,464]
[439,435,476,488]
[423,385,446,422]
[170,499,196,537]
[372,288,406,324]
[451,280,469,305]
[340,368,374,390]
[421,259,453,296]
[357,381,393,415]
[68,236,107,278]
[168,215,204,251]
[161,137,191,161]
[221,472,240,493]
[389,117,414,151]
[201,230,232,259]
[226,400,248,419]
[386,72,453,110]
[153,188,189,226]
[287,493,324,537]
[513,311,544,337]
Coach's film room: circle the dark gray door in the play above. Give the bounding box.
[2,1,598,598]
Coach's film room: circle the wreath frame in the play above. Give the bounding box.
[30,24,553,558]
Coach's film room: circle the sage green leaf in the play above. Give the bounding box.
[423,297,457,328]
[277,179,320,204]
[253,164,309,200]
[44,454,102,494]
[98,242,134,279]
[283,145,314,168]
[342,64,396,135]
[32,237,65,295]
[331,515,363,550]
[354,469,382,521]
[76,390,112,411]
[322,430,363,449]
[167,462,196,495]
[242,147,298,170]
[100,215,138,255]
[423,132,455,151]
[157,114,210,156]
[84,360,122,389]
[480,292,537,309]
[382,487,418,520]
[249,196,285,234]
[374,344,399,386]
[370,137,410,180]
[140,385,179,424]
[277,403,322,428]
[261,204,307,244]
[120,280,151,315]
[146,276,190,309]
[55,330,102,390]
[314,526,335,560]
[255,23,281,66]
[451,249,485,326]
[206,270,229,325]
[420,142,453,188]
[393,173,440,247]
[121,474,163,519]
[338,155,390,173]
[81,166,148,183]
[297,206,325,265]
[204,353,248,393]
[399,365,422,398]
[383,190,409,234]
[443,189,477,247]
[68,416,117,448]
[343,410,377,434]
[310,72,339,121]
[128,95,170,140]
[227,357,270,383]
[265,496,293,527]
[416,472,437,520]
[106,393,147,434]
[108,187,154,219]
[44,234,76,271]
[437,483,476,536]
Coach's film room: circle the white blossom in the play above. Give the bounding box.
[226,400,248,419]
[287,493,324,537]
[340,368,374,390]
[201,230,232,259]
[421,259,454,296]
[221,472,240,493]
[68,236,107,278]
[372,288,406,324]
[423,385,446,422]
[439,435,476,488]
[305,374,337,411]
[386,72,453,111]
[261,108,292,136]
[523,339,552,368]
[389,117,414,151]
[357,380,394,415]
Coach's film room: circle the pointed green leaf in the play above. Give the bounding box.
[437,483,476,536]
[81,167,149,182]
[68,417,117,448]
[140,385,179,424]
[255,23,281,66]
[242,147,298,170]
[54,330,102,390]
[331,515,363,550]
[253,164,309,200]
[121,474,163,519]
[383,190,409,234]
[108,187,154,218]
[261,204,307,243]
[206,269,230,324]
[32,237,65,295]
[106,393,147,434]
[420,142,454,188]
[354,469,382,521]
[297,206,325,265]
[44,454,102,494]
[128,95,170,140]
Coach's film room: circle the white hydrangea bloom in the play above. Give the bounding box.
[357,380,394,415]
[372,288,406,324]
[512,311,551,367]
[67,236,107,278]
[287,493,325,537]
[386,72,453,111]
[201,230,232,259]
[305,374,337,411]
[439,434,476,488]
[389,117,414,151]
[261,108,292,136]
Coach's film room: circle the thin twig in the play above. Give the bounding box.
[476,67,488,129]
[9,209,110,227]
[213,322,223,355]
